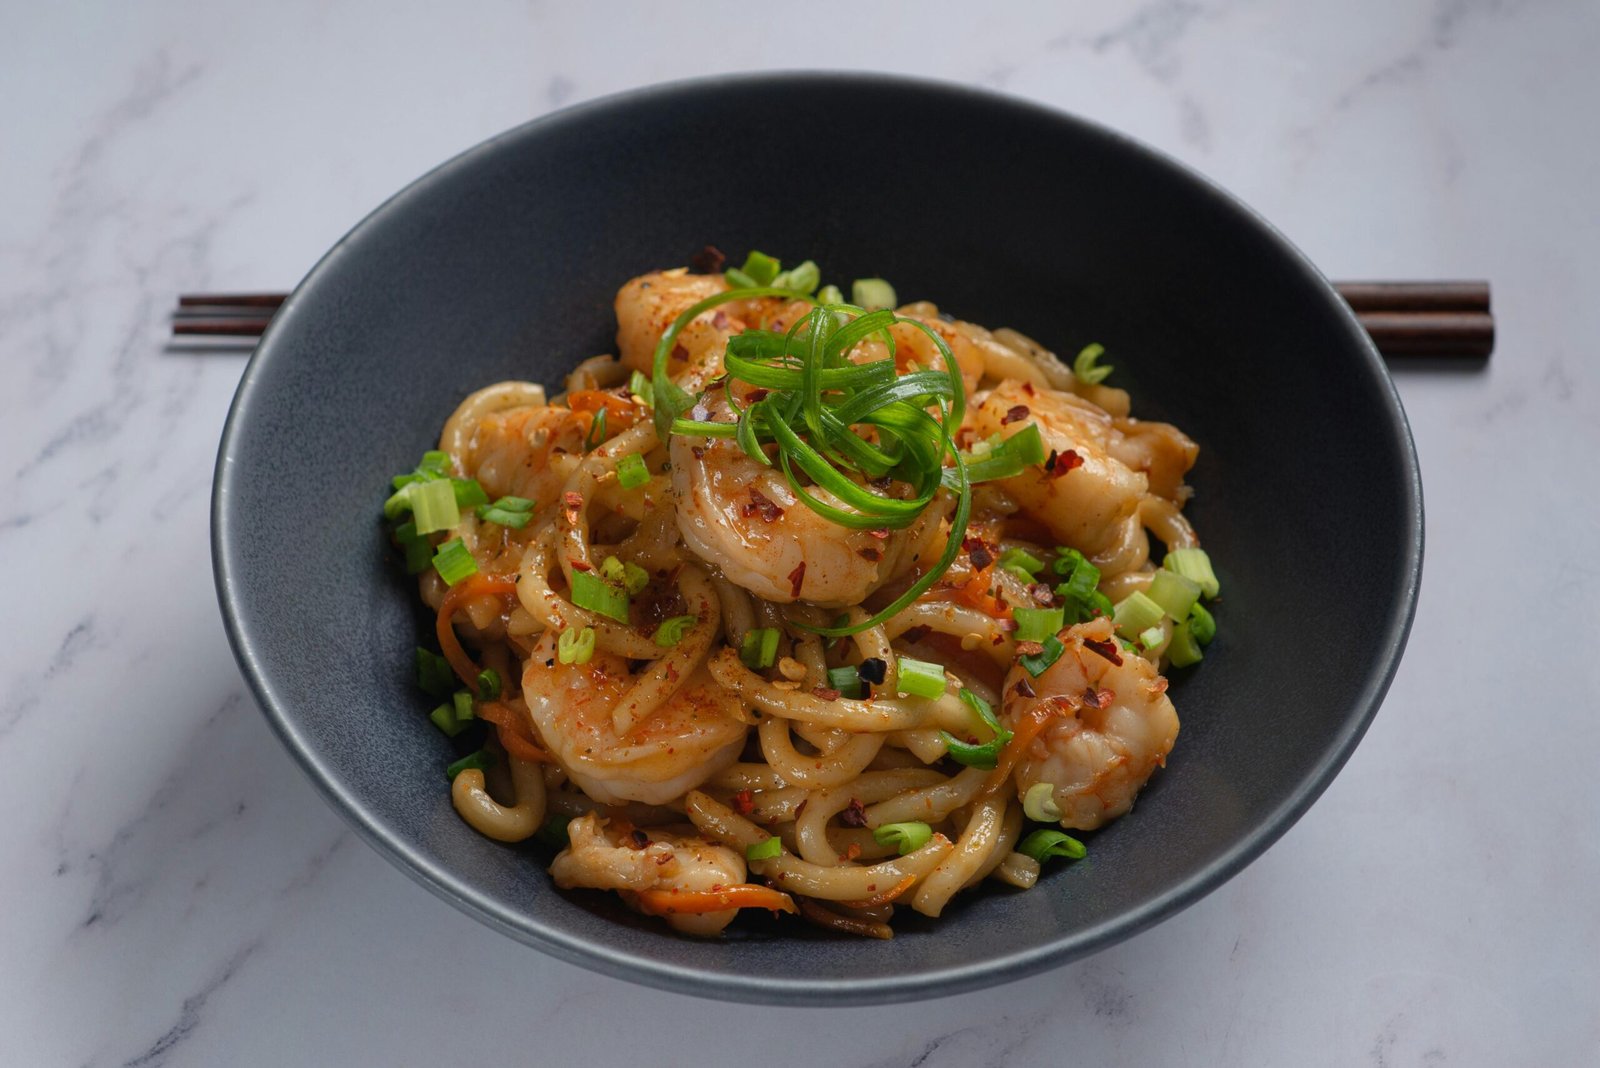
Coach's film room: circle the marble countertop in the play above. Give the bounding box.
[4,1,1596,1064]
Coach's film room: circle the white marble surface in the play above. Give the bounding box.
[3,1,1596,1063]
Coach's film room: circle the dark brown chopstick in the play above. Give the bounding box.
[171,282,1496,360]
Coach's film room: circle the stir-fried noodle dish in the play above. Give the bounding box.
[383,250,1221,938]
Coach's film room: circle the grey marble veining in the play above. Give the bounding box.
[2,1,1596,1064]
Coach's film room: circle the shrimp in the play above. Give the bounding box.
[550,813,748,935]
[521,629,747,806]
[966,381,1162,576]
[615,269,750,378]
[460,402,587,503]
[1003,617,1179,830]
[669,392,946,606]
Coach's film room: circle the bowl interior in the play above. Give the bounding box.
[214,73,1419,1004]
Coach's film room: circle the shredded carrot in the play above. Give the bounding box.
[952,572,1011,618]
[979,698,1072,800]
[841,874,917,910]
[796,898,893,940]
[436,574,518,690]
[634,884,798,916]
[475,700,550,764]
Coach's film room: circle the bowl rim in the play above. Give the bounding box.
[212,69,1423,1005]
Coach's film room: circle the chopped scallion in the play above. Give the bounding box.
[1023,782,1063,823]
[446,749,494,781]
[570,569,629,622]
[557,626,596,665]
[452,689,475,723]
[940,687,1013,768]
[826,665,864,698]
[873,821,933,855]
[998,547,1046,577]
[628,370,653,405]
[740,627,780,670]
[1073,342,1113,385]
[1146,569,1201,621]
[1112,591,1164,639]
[736,250,781,287]
[816,284,843,305]
[944,424,1047,489]
[476,668,501,700]
[431,538,478,586]
[896,656,947,699]
[416,647,456,698]
[536,814,572,848]
[429,703,465,737]
[771,259,820,294]
[622,561,650,595]
[1017,828,1086,863]
[1188,601,1217,645]
[1163,547,1220,599]
[1013,606,1065,643]
[477,494,535,529]
[851,277,897,311]
[616,453,650,489]
[1138,624,1166,650]
[745,836,783,861]
[394,521,434,574]
[452,478,489,510]
[653,615,698,647]
[583,407,608,452]
[1166,620,1204,667]
[1020,634,1065,677]
[409,478,461,535]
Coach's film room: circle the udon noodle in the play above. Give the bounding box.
[387,253,1218,937]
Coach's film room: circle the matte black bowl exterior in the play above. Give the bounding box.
[213,73,1421,1005]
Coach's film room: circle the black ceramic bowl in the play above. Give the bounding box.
[213,73,1421,1004]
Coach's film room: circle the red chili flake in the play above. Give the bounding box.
[628,829,650,849]
[742,487,784,522]
[869,528,891,540]
[655,853,672,865]
[1015,640,1045,656]
[1082,687,1113,709]
[688,245,726,274]
[1027,582,1057,605]
[857,547,882,562]
[666,662,680,682]
[1047,449,1084,477]
[838,799,868,827]
[841,842,862,862]
[869,475,893,491]
[996,617,1019,633]
[746,388,770,403]
[795,799,808,820]
[857,658,888,685]
[691,446,705,460]
[966,540,994,572]
[1001,404,1030,426]
[788,561,806,598]
[1083,637,1124,665]
[563,491,584,515]
[731,789,755,815]
[901,625,931,644]
[812,686,841,701]
[1012,677,1036,699]
[1022,381,1036,396]
[711,310,730,330]
[670,343,689,362]
[570,558,592,572]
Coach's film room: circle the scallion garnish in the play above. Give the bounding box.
[895,656,947,699]
[1073,342,1113,385]
[431,538,478,586]
[999,547,1046,578]
[1146,569,1201,621]
[452,689,475,723]
[740,627,780,670]
[826,664,864,698]
[1167,620,1204,667]
[770,259,821,294]
[1018,828,1086,864]
[1112,591,1164,639]
[725,250,781,288]
[746,836,783,862]
[873,821,933,855]
[1138,624,1166,650]
[1163,547,1220,599]
[415,648,455,698]
[851,277,897,311]
[1012,606,1064,644]
[446,749,494,781]
[940,688,1013,769]
[815,283,843,305]
[536,814,572,849]
[622,561,649,595]
[941,425,1047,489]
[394,521,434,574]
[452,478,489,510]
[628,369,653,406]
[1019,635,1065,677]
[570,569,629,622]
[477,494,535,529]
[583,406,608,452]
[476,668,501,700]
[408,478,461,535]
[1188,601,1216,645]
[1053,547,1102,618]
[653,615,698,647]
[1023,782,1063,823]
[429,703,465,738]
[557,626,596,665]
[616,453,651,489]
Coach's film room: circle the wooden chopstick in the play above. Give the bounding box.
[172,282,1495,359]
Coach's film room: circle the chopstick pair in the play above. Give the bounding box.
[172,282,1495,360]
